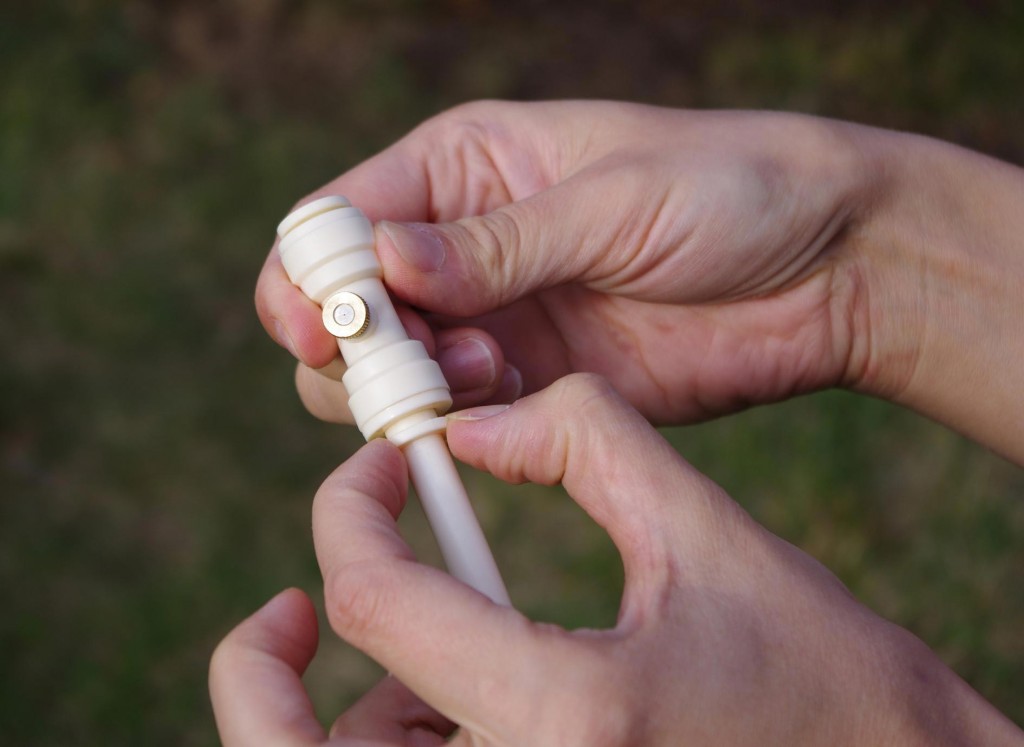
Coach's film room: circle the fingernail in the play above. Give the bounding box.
[272,319,299,358]
[380,221,446,273]
[498,364,523,402]
[437,338,496,392]
[447,404,511,422]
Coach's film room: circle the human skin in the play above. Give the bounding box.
[210,375,1024,746]
[255,100,1024,462]
[225,101,1024,742]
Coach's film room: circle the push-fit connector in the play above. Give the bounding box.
[276,196,510,605]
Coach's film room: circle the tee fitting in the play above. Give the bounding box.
[276,196,452,442]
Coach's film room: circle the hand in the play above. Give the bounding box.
[208,588,456,745]
[210,375,1022,745]
[259,100,886,426]
[262,100,1024,461]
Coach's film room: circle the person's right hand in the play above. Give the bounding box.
[262,100,1024,461]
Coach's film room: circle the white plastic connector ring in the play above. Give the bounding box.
[322,291,370,339]
[386,416,448,448]
[276,195,352,238]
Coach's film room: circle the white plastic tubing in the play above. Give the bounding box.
[277,196,510,606]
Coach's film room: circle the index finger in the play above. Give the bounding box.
[311,439,564,732]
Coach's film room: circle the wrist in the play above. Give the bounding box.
[840,128,1024,462]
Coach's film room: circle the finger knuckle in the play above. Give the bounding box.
[324,560,400,644]
[418,100,512,177]
[552,372,620,411]
[462,209,521,286]
[428,99,513,133]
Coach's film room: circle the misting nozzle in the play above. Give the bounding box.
[276,196,510,605]
[276,196,452,442]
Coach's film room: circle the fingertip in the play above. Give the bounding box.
[379,221,445,274]
[444,373,693,539]
[265,587,318,627]
[295,362,354,425]
[375,222,489,316]
[256,249,338,368]
[285,309,342,369]
[446,404,514,423]
[209,588,318,711]
[218,588,319,669]
[271,318,300,359]
[210,587,325,746]
[314,439,409,527]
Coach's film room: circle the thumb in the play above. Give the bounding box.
[375,185,618,316]
[446,374,729,577]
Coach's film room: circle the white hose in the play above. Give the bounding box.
[403,434,510,605]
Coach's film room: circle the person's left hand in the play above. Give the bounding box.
[209,375,1021,746]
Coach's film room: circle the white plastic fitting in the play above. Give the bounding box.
[277,196,510,605]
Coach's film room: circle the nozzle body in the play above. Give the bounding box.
[277,197,450,441]
[276,196,510,605]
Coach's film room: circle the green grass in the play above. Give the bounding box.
[1,1,1021,743]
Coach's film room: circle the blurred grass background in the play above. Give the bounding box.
[2,0,1022,743]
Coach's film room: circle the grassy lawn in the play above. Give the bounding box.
[1,2,1021,743]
